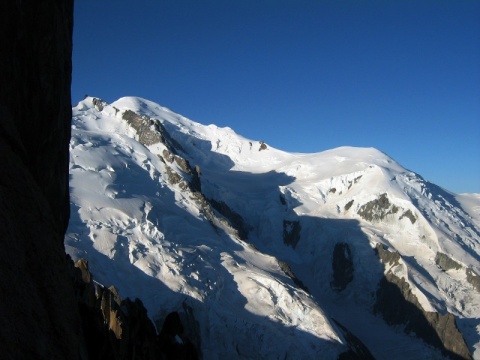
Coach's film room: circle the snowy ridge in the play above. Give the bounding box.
[67,97,480,359]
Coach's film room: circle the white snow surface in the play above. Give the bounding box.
[66,96,480,359]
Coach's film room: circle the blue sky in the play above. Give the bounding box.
[72,0,480,194]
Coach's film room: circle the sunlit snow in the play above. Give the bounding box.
[66,97,480,359]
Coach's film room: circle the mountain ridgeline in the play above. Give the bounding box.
[66,96,480,359]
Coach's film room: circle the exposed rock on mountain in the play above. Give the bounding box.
[66,96,480,359]
[374,271,471,359]
[209,199,249,240]
[278,260,309,292]
[467,268,480,293]
[159,311,199,360]
[374,243,401,266]
[434,252,480,294]
[330,243,354,291]
[283,219,301,247]
[334,319,375,360]
[436,252,462,271]
[357,193,399,222]
[123,110,164,146]
[375,244,471,359]
[357,192,418,225]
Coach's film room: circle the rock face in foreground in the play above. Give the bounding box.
[0,0,73,238]
[70,258,198,360]
[0,0,80,358]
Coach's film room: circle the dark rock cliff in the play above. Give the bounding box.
[0,0,73,238]
[0,1,81,358]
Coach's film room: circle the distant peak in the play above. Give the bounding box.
[111,96,170,114]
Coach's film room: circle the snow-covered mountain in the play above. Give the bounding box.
[66,96,480,359]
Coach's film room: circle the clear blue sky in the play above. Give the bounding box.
[72,0,480,194]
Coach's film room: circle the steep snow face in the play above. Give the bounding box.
[67,97,480,359]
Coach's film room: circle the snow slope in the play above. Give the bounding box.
[66,97,480,359]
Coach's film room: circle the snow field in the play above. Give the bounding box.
[66,97,480,359]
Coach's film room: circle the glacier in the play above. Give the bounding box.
[66,96,480,359]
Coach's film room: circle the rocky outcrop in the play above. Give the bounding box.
[70,258,198,360]
[278,260,309,292]
[121,107,185,155]
[357,194,417,224]
[0,1,80,358]
[122,109,164,146]
[357,193,399,222]
[466,268,480,292]
[124,112,247,242]
[119,104,252,245]
[434,252,480,293]
[210,199,249,240]
[93,97,108,112]
[334,319,375,360]
[173,155,202,193]
[344,199,354,211]
[374,246,471,359]
[330,243,354,291]
[283,220,301,248]
[399,209,417,224]
[435,252,462,271]
[159,311,199,360]
[118,104,202,195]
[374,243,401,266]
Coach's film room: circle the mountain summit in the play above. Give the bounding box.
[66,97,480,359]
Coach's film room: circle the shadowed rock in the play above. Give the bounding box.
[330,243,354,291]
[283,219,301,248]
[374,248,471,359]
[0,1,80,358]
[334,319,375,360]
[210,199,249,240]
[71,258,200,359]
[159,311,199,360]
[278,260,309,292]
